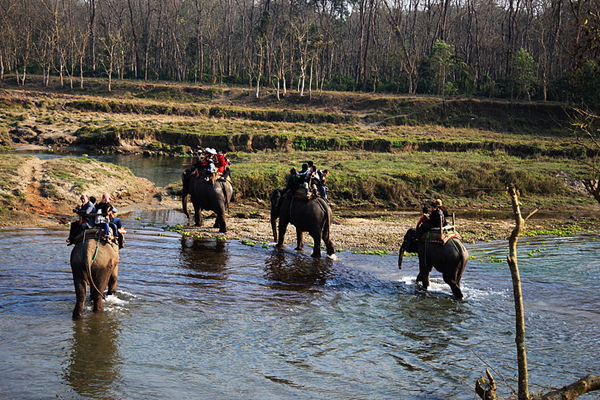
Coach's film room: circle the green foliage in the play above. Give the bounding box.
[430,40,456,96]
[561,61,600,106]
[511,48,537,100]
[233,171,286,200]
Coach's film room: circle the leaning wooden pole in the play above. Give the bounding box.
[507,183,534,400]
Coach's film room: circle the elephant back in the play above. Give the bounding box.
[423,228,463,246]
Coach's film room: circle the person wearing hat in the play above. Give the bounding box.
[215,150,230,179]
[191,147,217,178]
[429,199,449,230]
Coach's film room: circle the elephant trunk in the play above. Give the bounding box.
[182,172,190,218]
[271,217,278,242]
[398,245,405,270]
[182,194,190,218]
[270,188,283,242]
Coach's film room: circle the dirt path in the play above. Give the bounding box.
[18,157,59,218]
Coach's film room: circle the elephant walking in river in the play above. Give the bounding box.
[182,170,234,232]
[270,189,335,258]
[398,228,468,300]
[70,230,120,319]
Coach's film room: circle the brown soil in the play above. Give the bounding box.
[1,154,157,227]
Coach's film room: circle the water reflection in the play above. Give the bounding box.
[264,250,333,288]
[63,313,122,398]
[179,237,230,279]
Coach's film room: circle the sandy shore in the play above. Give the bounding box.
[156,199,600,252]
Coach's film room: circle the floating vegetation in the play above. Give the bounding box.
[352,249,389,255]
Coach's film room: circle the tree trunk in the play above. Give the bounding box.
[507,183,531,400]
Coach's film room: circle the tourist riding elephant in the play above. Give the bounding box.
[70,230,120,319]
[398,228,468,300]
[182,170,234,232]
[270,189,335,258]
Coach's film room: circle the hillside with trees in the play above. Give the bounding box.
[1,0,599,107]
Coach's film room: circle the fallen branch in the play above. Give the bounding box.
[533,375,600,400]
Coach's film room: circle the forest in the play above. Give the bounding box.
[1,0,599,107]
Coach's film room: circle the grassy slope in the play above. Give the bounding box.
[0,76,596,212]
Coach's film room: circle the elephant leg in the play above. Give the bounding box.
[309,229,322,258]
[295,230,304,251]
[216,214,227,233]
[71,262,86,319]
[416,270,430,290]
[277,220,289,248]
[107,265,118,296]
[72,280,86,320]
[92,289,104,313]
[194,205,203,227]
[443,274,464,300]
[91,272,109,313]
[322,229,335,256]
[443,256,466,300]
[416,259,432,290]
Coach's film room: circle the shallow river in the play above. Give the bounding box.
[1,152,599,399]
[1,210,599,399]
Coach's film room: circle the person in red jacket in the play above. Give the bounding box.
[215,150,230,179]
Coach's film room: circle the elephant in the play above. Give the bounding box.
[398,227,468,300]
[182,170,234,232]
[70,229,120,319]
[270,188,335,258]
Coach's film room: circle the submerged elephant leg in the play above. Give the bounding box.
[416,260,431,290]
[277,221,289,248]
[322,229,335,256]
[443,263,465,300]
[72,281,87,320]
[309,229,322,258]
[445,279,464,300]
[71,261,86,319]
[91,272,109,313]
[106,265,118,296]
[91,290,104,313]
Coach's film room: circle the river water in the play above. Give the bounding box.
[1,153,599,399]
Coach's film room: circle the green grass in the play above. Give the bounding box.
[225,150,591,209]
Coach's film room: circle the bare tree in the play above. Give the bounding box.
[476,184,599,400]
[572,108,600,204]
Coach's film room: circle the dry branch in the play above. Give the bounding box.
[476,368,497,400]
[533,375,600,400]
